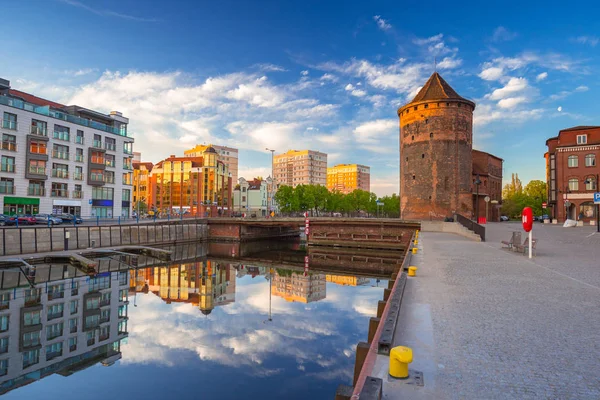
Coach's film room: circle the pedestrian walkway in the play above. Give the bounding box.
[372,223,600,399]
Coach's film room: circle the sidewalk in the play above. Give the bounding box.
[373,225,600,399]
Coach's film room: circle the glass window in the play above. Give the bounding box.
[23,331,40,348]
[585,154,596,167]
[46,342,63,360]
[0,316,8,332]
[119,289,128,302]
[0,337,7,354]
[585,176,597,191]
[568,178,579,191]
[580,202,596,218]
[53,125,70,141]
[47,303,64,320]
[23,349,40,368]
[119,271,128,285]
[568,155,578,168]
[86,297,100,310]
[2,112,17,130]
[0,359,6,376]
[69,336,77,351]
[46,322,63,340]
[577,135,587,144]
[69,317,77,333]
[85,315,100,329]
[89,275,111,291]
[1,156,15,173]
[0,293,9,309]
[70,300,78,314]
[122,189,131,202]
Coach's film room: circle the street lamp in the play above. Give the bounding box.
[474,174,481,223]
[584,174,600,233]
[265,148,275,216]
[561,186,572,221]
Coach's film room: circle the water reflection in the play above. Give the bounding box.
[0,241,396,399]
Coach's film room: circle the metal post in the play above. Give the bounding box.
[597,174,599,233]
[528,230,532,259]
[485,201,489,223]
[96,216,99,226]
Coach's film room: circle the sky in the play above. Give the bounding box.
[1,0,599,196]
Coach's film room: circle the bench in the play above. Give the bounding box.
[501,232,522,250]
[514,237,538,256]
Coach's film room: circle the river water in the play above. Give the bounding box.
[0,241,393,399]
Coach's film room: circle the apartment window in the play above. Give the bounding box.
[53,125,70,141]
[25,288,41,304]
[568,178,579,191]
[91,150,105,165]
[104,170,115,184]
[76,148,84,162]
[123,172,132,185]
[586,176,597,191]
[46,342,63,360]
[118,305,127,318]
[105,154,115,167]
[87,331,95,346]
[70,300,78,315]
[89,275,111,291]
[1,134,16,151]
[23,349,40,368]
[29,140,46,154]
[93,134,102,148]
[123,142,133,154]
[585,154,596,167]
[0,293,8,310]
[100,292,111,307]
[118,271,128,285]
[119,289,128,302]
[75,130,84,144]
[0,178,13,195]
[0,359,6,376]
[92,187,114,200]
[577,134,587,144]
[31,119,47,136]
[123,157,132,170]
[86,297,100,310]
[23,331,40,348]
[74,166,83,181]
[85,315,100,330]
[51,183,68,198]
[69,318,77,334]
[90,168,104,181]
[52,144,69,160]
[47,303,64,320]
[48,283,64,300]
[0,337,7,354]
[52,163,69,179]
[568,155,578,168]
[122,189,130,202]
[28,160,46,176]
[99,325,110,341]
[73,184,82,198]
[2,112,17,130]
[0,156,15,173]
[46,322,63,340]
[105,137,116,151]
[69,336,77,351]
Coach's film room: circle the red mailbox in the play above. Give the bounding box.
[522,207,533,232]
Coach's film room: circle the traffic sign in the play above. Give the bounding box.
[484,196,490,203]
[594,192,600,205]
[542,202,547,208]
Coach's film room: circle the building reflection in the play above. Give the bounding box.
[131,261,236,316]
[271,269,326,303]
[0,264,129,395]
[326,275,370,287]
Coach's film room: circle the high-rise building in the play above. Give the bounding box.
[0,78,134,217]
[132,160,153,211]
[326,164,370,194]
[273,149,327,187]
[271,270,326,303]
[148,148,232,216]
[184,144,239,184]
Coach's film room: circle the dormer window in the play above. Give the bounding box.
[577,134,587,144]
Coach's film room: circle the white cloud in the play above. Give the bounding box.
[413,33,444,45]
[344,83,366,97]
[575,85,589,92]
[353,119,396,144]
[57,0,157,22]
[536,72,548,82]
[549,85,589,101]
[344,83,354,91]
[437,56,463,70]
[479,67,504,81]
[226,76,285,108]
[497,96,528,109]
[574,36,599,47]
[491,26,517,42]
[413,33,456,56]
[474,103,544,126]
[301,70,309,76]
[320,73,338,82]
[486,77,530,101]
[373,15,392,31]
[478,52,580,82]
[255,63,287,72]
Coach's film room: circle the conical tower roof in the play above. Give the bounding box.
[407,72,474,107]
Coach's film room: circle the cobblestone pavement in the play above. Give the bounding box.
[375,224,600,400]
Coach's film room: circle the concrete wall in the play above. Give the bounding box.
[420,220,481,241]
[0,221,209,255]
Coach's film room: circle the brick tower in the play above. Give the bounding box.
[398,72,475,220]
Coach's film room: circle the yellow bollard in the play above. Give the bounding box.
[390,346,413,379]
[414,239,418,245]
[412,247,417,254]
[408,266,417,277]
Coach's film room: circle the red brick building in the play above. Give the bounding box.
[472,150,504,222]
[545,126,600,222]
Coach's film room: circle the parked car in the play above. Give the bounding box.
[0,214,8,226]
[500,215,510,221]
[34,214,63,226]
[537,214,550,222]
[53,214,83,224]
[8,215,37,225]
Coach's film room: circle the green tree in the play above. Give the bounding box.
[134,200,148,213]
[274,185,295,213]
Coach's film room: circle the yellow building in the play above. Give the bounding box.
[132,161,153,212]
[149,147,233,216]
[326,164,371,194]
[185,144,239,184]
[326,275,370,286]
[274,149,327,187]
[271,270,326,303]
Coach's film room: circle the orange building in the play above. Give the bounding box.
[325,274,370,286]
[271,270,326,303]
[326,164,370,194]
[148,147,232,217]
[132,161,153,211]
[184,144,239,184]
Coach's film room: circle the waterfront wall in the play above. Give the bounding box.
[420,220,481,241]
[0,221,208,256]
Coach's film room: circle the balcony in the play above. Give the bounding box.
[105,160,115,168]
[46,350,62,361]
[29,166,46,175]
[51,189,69,198]
[47,331,63,341]
[1,120,17,130]
[87,338,95,346]
[90,173,104,181]
[47,311,63,320]
[123,146,133,155]
[100,315,110,324]
[123,164,133,171]
[74,172,83,181]
[51,169,69,179]
[52,150,70,160]
[99,332,110,342]
[100,298,111,307]
[30,125,48,136]
[72,190,83,199]
[25,294,41,306]
[28,187,45,196]
[0,185,15,195]
[92,140,102,149]
[103,175,115,184]
[75,154,84,162]
[29,145,46,155]
[104,142,116,151]
[0,344,7,354]
[71,288,78,296]
[1,141,16,151]
[0,301,9,311]
[70,325,77,334]
[0,164,15,173]
[52,132,70,142]
[75,136,84,145]
[48,291,64,300]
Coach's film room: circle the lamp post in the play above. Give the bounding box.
[563,185,571,221]
[474,174,481,223]
[265,148,275,216]
[585,174,600,233]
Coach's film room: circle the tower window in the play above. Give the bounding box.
[412,135,414,140]
[424,104,428,109]
[405,157,408,162]
[437,103,440,107]
[446,102,449,106]
[412,175,416,180]
[444,177,449,190]
[414,106,417,111]
[430,132,433,138]
[429,196,432,199]
[425,119,428,124]
[421,154,425,158]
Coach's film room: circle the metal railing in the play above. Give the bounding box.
[91,156,105,165]
[29,166,46,175]
[75,136,84,144]
[52,150,69,160]
[52,131,70,141]
[75,155,84,162]
[51,169,69,179]
[93,140,102,148]
[105,160,115,168]
[455,213,486,241]
[74,172,83,181]
[104,176,115,184]
[0,164,15,173]
[104,142,116,151]
[28,187,45,196]
[51,189,69,198]
[0,185,15,194]
[30,125,47,136]
[72,191,83,199]
[1,120,17,130]
[29,145,46,154]
[90,173,104,181]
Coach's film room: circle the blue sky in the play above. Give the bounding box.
[1,0,599,195]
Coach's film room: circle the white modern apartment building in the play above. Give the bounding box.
[0,264,129,394]
[273,149,327,187]
[0,78,134,218]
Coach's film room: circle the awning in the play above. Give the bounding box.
[3,197,39,205]
[52,200,82,207]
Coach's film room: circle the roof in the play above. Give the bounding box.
[133,161,154,170]
[472,149,504,162]
[8,89,66,109]
[559,126,600,133]
[153,156,204,169]
[405,72,474,107]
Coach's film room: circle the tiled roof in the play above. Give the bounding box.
[8,89,66,109]
[409,72,469,104]
[559,126,600,132]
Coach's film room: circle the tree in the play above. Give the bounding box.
[134,200,148,213]
[274,185,295,213]
[501,177,547,218]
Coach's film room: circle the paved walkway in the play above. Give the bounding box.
[373,223,600,399]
